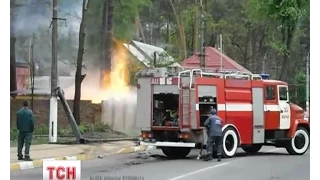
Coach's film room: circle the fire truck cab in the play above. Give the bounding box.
[136,68,310,158]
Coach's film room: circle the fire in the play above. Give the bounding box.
[102,42,130,100]
[91,40,131,103]
[102,41,130,94]
[64,40,134,104]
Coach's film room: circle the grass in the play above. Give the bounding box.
[10,137,51,147]
[10,122,125,147]
[10,136,81,147]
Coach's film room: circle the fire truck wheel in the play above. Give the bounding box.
[161,147,191,158]
[285,127,310,155]
[222,127,239,158]
[241,144,262,154]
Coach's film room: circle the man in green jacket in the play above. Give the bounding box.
[16,100,34,161]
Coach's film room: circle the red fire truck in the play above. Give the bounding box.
[136,68,310,158]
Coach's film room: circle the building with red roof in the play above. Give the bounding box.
[181,47,251,73]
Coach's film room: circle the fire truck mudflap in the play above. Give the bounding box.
[139,141,195,158]
[139,141,195,147]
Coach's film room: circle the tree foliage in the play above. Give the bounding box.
[113,0,152,40]
[248,0,309,81]
[11,0,309,83]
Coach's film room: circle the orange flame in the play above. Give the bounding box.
[87,40,131,103]
[64,40,133,104]
[102,41,130,94]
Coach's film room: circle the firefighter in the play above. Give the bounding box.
[203,108,223,162]
[161,110,171,126]
[204,106,213,155]
[162,109,179,126]
[170,109,179,126]
[16,100,34,161]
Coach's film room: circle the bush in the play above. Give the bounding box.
[34,125,49,135]
[10,127,18,141]
[10,122,111,140]
[78,122,111,133]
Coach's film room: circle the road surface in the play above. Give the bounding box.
[10,146,309,180]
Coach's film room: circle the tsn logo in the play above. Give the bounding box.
[43,160,81,180]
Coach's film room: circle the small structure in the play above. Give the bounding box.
[10,76,75,99]
[181,47,251,73]
[123,40,175,68]
[168,62,184,74]
[15,57,30,91]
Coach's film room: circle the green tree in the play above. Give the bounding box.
[113,0,152,41]
[73,0,90,125]
[249,0,309,81]
[85,0,151,65]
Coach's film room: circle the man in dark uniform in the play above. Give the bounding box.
[16,100,34,161]
[203,108,223,162]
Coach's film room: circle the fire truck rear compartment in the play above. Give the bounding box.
[198,97,217,126]
[152,93,179,127]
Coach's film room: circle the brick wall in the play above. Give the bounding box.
[10,99,102,128]
[16,66,30,90]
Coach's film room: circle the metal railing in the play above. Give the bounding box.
[137,67,263,89]
[177,68,263,90]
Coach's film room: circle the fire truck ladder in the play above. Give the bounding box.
[190,69,263,80]
[178,69,203,127]
[181,88,190,128]
[178,70,192,127]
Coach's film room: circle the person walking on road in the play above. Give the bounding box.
[16,100,34,161]
[203,108,223,162]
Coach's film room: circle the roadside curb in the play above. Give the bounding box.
[116,145,147,154]
[10,145,147,171]
[56,137,140,145]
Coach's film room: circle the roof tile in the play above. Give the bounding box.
[181,47,251,73]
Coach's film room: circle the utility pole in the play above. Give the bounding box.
[10,0,17,96]
[149,7,153,45]
[306,51,310,111]
[28,33,35,111]
[100,0,113,88]
[199,0,205,69]
[193,0,199,54]
[219,34,223,71]
[262,53,267,73]
[49,0,58,143]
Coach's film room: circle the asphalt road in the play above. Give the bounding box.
[10,146,310,180]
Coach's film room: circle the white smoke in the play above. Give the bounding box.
[12,0,82,37]
[11,0,87,77]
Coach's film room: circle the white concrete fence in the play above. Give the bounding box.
[101,91,140,136]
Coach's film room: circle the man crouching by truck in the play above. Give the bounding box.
[203,108,223,162]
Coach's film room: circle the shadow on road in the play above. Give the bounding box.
[135,151,290,161]
[136,153,197,161]
[94,151,292,174]
[236,152,289,157]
